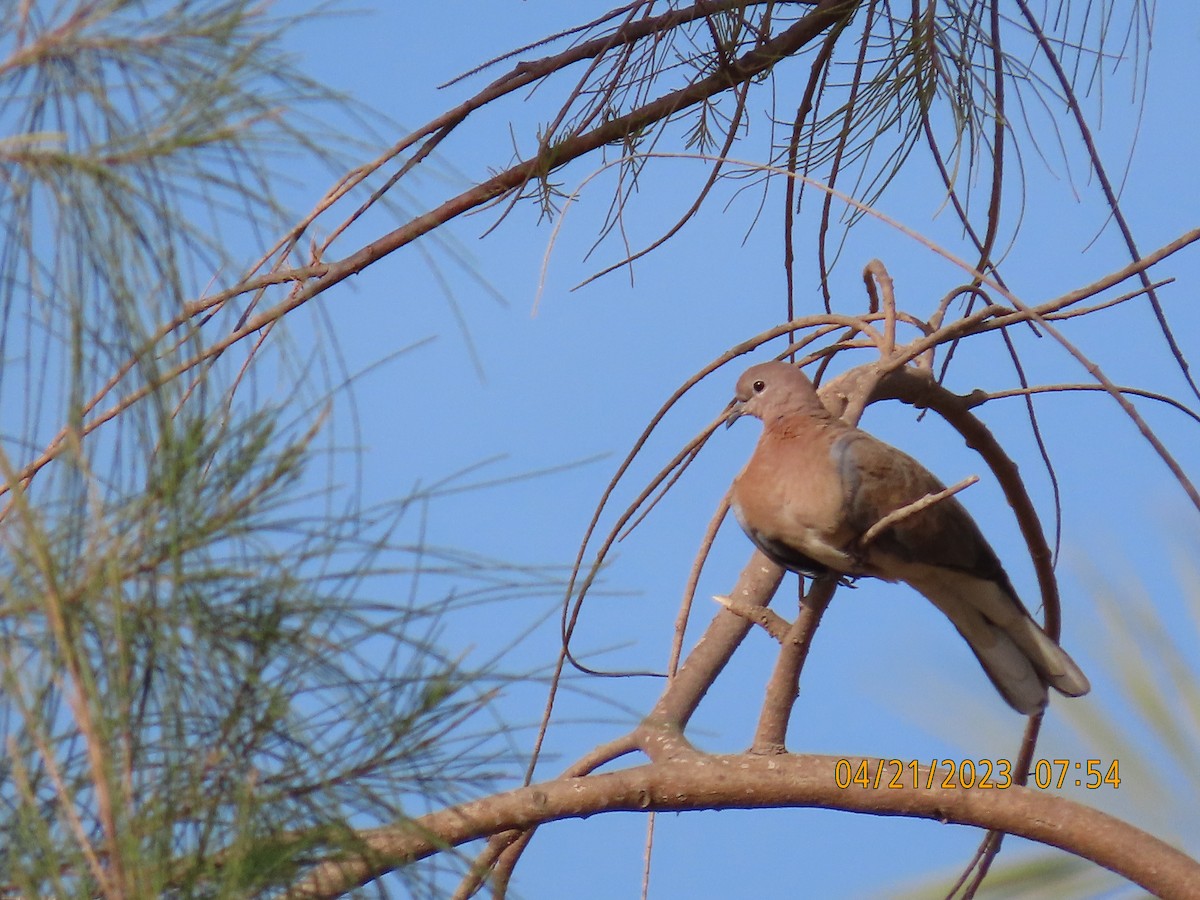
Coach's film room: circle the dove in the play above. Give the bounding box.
[726,360,1089,714]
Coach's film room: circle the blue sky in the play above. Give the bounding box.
[278,4,1200,896]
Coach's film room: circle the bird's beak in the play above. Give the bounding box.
[723,398,744,429]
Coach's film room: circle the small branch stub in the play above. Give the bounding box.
[713,594,792,642]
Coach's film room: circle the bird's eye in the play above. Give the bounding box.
[752,380,766,393]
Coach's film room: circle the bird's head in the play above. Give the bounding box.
[724,360,827,427]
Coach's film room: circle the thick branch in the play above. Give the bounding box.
[645,550,784,730]
[289,754,1200,899]
[752,578,836,752]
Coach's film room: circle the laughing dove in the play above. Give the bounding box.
[726,360,1090,714]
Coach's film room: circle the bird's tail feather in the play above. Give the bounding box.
[1009,617,1091,698]
[952,617,1051,716]
[901,566,1090,715]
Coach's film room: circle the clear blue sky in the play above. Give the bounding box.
[281,5,1200,896]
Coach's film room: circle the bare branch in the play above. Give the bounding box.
[290,754,1200,899]
[1013,0,1199,401]
[752,578,837,752]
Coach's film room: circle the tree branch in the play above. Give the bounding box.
[752,577,836,752]
[289,754,1200,899]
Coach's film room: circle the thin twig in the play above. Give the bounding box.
[1014,0,1200,401]
[669,496,732,677]
[859,475,979,547]
[977,384,1200,427]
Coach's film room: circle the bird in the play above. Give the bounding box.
[725,360,1090,714]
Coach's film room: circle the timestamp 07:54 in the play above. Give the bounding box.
[833,758,1121,791]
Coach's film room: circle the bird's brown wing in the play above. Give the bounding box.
[831,430,1009,585]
